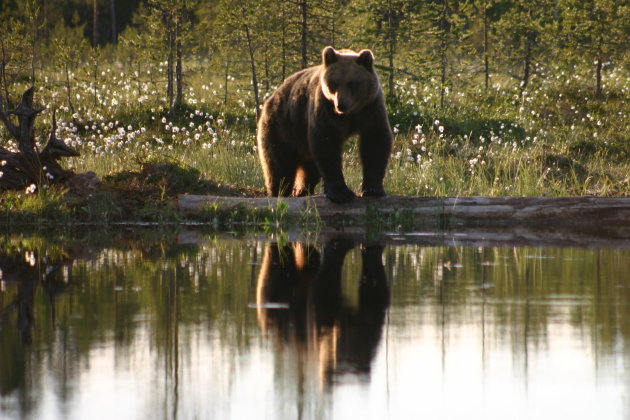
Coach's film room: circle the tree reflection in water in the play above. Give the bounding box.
[0,250,70,345]
[256,237,389,389]
[1,231,630,420]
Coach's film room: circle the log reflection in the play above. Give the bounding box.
[256,237,390,388]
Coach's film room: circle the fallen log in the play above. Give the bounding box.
[0,87,79,191]
[178,194,630,227]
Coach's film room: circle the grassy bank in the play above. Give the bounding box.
[1,59,628,226]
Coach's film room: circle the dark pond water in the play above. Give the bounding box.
[1,229,629,420]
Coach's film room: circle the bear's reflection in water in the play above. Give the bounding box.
[256,238,389,388]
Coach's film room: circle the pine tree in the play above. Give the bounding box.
[412,0,473,108]
[138,0,194,114]
[561,0,629,98]
[352,0,411,99]
[494,0,554,95]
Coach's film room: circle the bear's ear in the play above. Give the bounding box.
[322,46,337,66]
[356,49,374,70]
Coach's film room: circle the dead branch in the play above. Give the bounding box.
[0,87,79,191]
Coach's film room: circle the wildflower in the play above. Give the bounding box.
[25,252,36,266]
[25,184,37,194]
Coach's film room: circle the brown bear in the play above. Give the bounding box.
[256,46,393,203]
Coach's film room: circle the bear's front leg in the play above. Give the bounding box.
[359,108,393,198]
[309,128,356,203]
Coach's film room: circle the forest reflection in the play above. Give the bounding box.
[1,231,630,420]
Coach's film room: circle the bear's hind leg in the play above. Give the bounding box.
[271,162,297,197]
[292,161,321,197]
[258,129,299,196]
[268,154,298,197]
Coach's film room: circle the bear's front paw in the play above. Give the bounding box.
[360,185,386,198]
[325,185,356,203]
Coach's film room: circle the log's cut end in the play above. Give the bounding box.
[177,194,630,226]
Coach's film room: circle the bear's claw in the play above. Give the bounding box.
[325,186,356,203]
[360,186,386,197]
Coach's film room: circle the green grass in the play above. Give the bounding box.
[1,58,628,225]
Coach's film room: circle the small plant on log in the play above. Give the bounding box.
[0,87,79,192]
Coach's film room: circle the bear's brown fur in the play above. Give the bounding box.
[256,46,393,203]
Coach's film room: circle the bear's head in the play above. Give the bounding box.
[320,46,380,115]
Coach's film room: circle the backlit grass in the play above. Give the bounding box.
[0,56,628,225]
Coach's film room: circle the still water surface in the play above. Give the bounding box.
[1,230,629,420]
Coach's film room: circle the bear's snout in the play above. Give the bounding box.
[336,100,349,114]
[333,91,353,114]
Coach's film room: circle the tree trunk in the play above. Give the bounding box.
[92,52,99,107]
[300,0,308,69]
[387,0,395,98]
[263,48,270,93]
[281,1,287,80]
[521,31,535,95]
[243,17,260,120]
[64,62,75,115]
[0,37,10,110]
[175,16,183,107]
[137,59,142,98]
[330,1,336,47]
[483,0,489,91]
[110,0,117,44]
[166,12,174,114]
[596,55,602,99]
[92,0,99,46]
[439,0,450,109]
[29,21,36,84]
[224,56,229,105]
[595,38,603,99]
